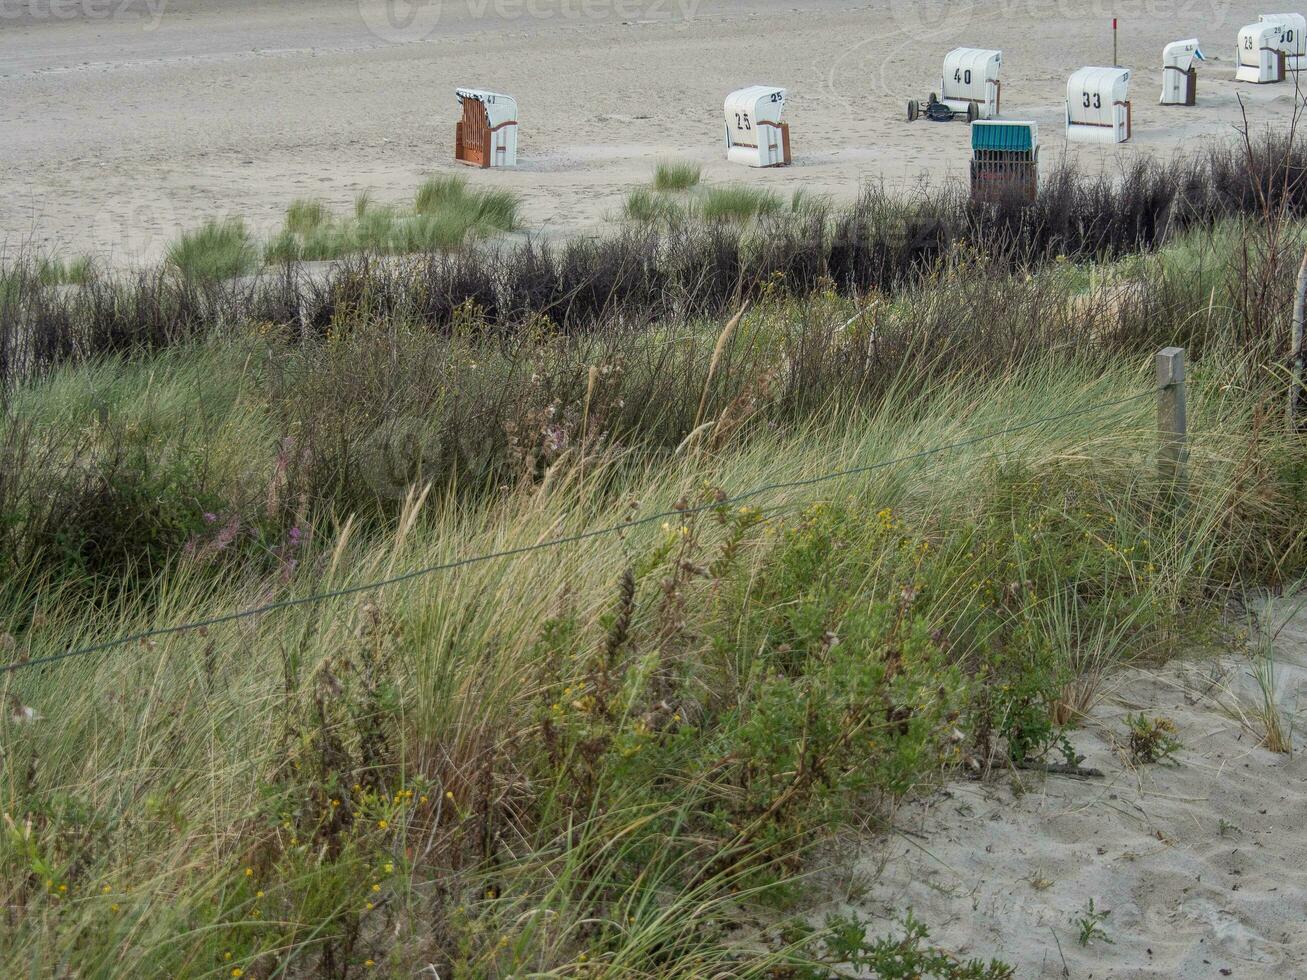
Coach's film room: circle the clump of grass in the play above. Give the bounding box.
[412,175,467,215]
[284,198,331,236]
[31,255,93,286]
[653,159,702,192]
[623,187,688,225]
[1250,641,1294,754]
[263,229,300,264]
[414,175,519,231]
[166,217,258,281]
[265,177,521,264]
[789,187,828,217]
[701,184,783,222]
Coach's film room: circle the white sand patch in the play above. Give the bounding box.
[822,596,1307,977]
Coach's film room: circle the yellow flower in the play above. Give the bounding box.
[224,952,233,961]
[377,819,388,830]
[110,903,120,912]
[365,901,375,911]
[445,791,454,801]
[255,890,264,899]
[244,868,254,877]
[101,884,112,894]
[365,961,375,969]
[231,970,243,978]
[371,883,381,893]
[383,863,394,874]
[58,884,67,893]
[330,799,341,808]
[419,795,429,804]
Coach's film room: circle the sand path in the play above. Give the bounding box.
[831,594,1307,977]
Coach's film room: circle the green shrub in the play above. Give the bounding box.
[785,910,1014,979]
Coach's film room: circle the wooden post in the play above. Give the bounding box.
[1157,347,1187,487]
[1289,246,1307,429]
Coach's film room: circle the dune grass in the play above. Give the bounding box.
[623,186,689,224]
[5,147,1307,971]
[626,157,781,227]
[165,217,259,281]
[653,159,703,192]
[0,337,1296,975]
[265,177,520,264]
[701,184,784,222]
[33,255,93,286]
[167,178,522,273]
[624,180,794,227]
[3,213,1306,972]
[10,133,1307,384]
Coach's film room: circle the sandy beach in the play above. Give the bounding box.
[0,0,1300,265]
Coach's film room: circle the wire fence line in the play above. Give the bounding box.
[2,386,1163,677]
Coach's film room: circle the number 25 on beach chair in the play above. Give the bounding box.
[724,86,791,168]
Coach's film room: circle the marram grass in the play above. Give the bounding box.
[1,340,1300,975]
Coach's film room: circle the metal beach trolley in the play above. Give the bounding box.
[454,89,519,168]
[724,86,791,168]
[1236,23,1287,83]
[1261,13,1307,70]
[969,120,1038,204]
[1161,39,1205,105]
[1065,67,1132,144]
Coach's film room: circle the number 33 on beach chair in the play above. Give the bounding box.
[1065,67,1132,144]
